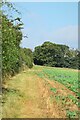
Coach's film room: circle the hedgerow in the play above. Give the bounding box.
[2,14,33,80]
[2,15,21,78]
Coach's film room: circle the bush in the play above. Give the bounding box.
[20,48,33,69]
[2,15,22,78]
[2,14,33,80]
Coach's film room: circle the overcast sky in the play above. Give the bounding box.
[13,2,78,50]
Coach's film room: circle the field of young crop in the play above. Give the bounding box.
[37,67,79,95]
[36,66,80,118]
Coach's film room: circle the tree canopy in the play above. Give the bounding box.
[33,41,80,69]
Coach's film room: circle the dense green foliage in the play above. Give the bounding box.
[20,48,33,68]
[2,15,22,77]
[33,41,80,69]
[2,4,33,79]
[2,15,33,79]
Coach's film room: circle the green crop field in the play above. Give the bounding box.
[36,66,79,95]
[35,66,80,118]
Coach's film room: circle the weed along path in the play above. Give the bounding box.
[3,65,79,118]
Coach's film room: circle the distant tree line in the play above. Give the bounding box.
[33,41,80,69]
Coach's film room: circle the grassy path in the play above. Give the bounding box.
[2,68,50,118]
[2,66,79,118]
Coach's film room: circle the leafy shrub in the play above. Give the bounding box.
[2,14,33,80]
[66,110,77,118]
[20,48,33,69]
[2,15,22,78]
